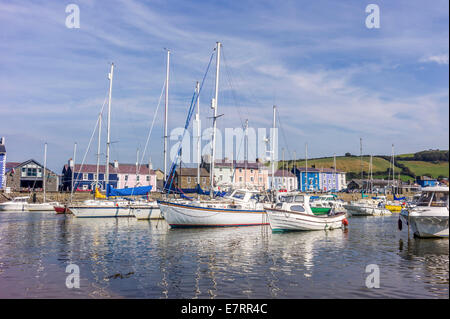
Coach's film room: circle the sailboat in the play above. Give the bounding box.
[158,42,269,228]
[69,63,159,218]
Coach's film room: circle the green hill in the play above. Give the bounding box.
[277,150,449,181]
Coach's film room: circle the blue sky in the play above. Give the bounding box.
[0,0,448,173]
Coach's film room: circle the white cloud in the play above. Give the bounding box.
[420,54,449,65]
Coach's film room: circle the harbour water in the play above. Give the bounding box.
[0,212,448,299]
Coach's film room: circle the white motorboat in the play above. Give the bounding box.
[158,189,269,228]
[344,197,392,216]
[28,202,60,211]
[309,194,347,214]
[265,193,347,231]
[399,186,449,238]
[0,196,30,211]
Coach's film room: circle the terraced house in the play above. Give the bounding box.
[61,159,157,192]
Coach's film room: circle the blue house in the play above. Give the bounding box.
[0,137,5,189]
[416,176,438,187]
[292,167,321,192]
[61,159,118,191]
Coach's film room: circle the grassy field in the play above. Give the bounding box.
[277,153,449,180]
[398,160,449,178]
[283,156,392,173]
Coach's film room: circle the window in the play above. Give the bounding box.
[250,169,254,174]
[187,177,191,183]
[82,184,88,190]
[136,175,140,181]
[124,175,128,181]
[82,173,88,181]
[146,175,150,181]
[290,205,305,212]
[194,177,197,183]
[202,177,206,183]
[93,174,97,180]
[239,168,242,173]
[219,175,223,181]
[250,177,254,182]
[239,177,243,182]
[259,177,262,182]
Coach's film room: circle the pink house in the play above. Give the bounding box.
[233,161,268,191]
[115,162,157,191]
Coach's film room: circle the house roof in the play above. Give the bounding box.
[6,159,57,174]
[271,170,296,178]
[175,168,209,177]
[63,163,155,175]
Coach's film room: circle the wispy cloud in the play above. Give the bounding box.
[0,0,448,171]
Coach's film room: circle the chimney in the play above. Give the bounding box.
[0,137,4,145]
[113,160,119,169]
[148,159,153,170]
[69,158,74,168]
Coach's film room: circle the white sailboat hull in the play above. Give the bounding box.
[266,208,346,231]
[158,201,268,227]
[0,202,29,211]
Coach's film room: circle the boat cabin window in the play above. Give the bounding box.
[250,194,260,201]
[232,191,246,200]
[431,192,449,207]
[290,205,305,212]
[294,195,304,203]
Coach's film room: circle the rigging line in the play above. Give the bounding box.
[70,95,108,200]
[221,48,252,120]
[276,108,293,167]
[136,79,166,185]
[221,49,244,128]
[165,50,215,193]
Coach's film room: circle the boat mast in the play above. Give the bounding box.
[282,148,285,190]
[392,144,395,195]
[105,63,114,187]
[95,110,102,198]
[333,153,336,192]
[70,142,77,202]
[195,81,201,199]
[210,41,221,197]
[43,142,47,203]
[164,49,170,185]
[271,105,276,192]
[244,119,248,188]
[305,143,308,192]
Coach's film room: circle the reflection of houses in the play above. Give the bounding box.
[268,169,298,191]
[5,159,59,191]
[416,176,437,187]
[0,137,6,189]
[61,159,157,192]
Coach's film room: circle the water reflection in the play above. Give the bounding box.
[0,213,447,298]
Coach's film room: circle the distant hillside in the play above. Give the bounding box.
[277,149,449,181]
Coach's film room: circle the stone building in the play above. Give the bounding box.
[5,159,59,192]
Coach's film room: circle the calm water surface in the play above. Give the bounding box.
[0,212,448,298]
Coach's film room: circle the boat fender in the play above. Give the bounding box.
[398,218,402,231]
[342,218,349,227]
